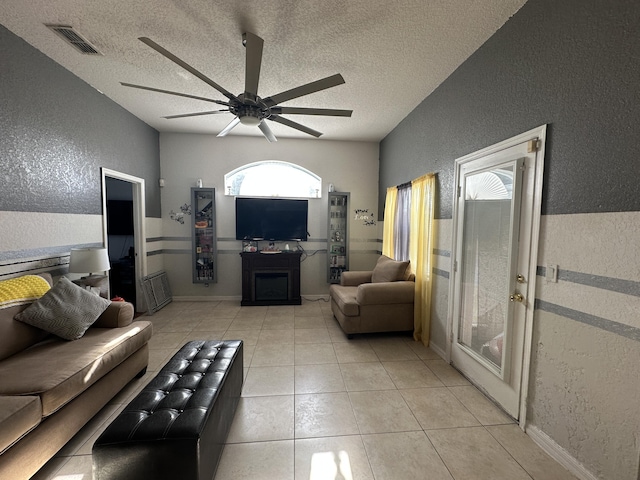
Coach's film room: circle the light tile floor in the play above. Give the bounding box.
[33,300,577,480]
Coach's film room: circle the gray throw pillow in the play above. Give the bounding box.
[15,277,110,340]
[371,255,410,283]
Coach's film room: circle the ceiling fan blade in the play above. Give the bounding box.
[243,32,263,100]
[263,74,345,107]
[269,115,322,138]
[258,121,277,143]
[139,37,237,101]
[271,106,352,117]
[163,110,230,120]
[217,116,241,137]
[120,83,230,106]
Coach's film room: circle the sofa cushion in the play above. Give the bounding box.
[371,255,411,283]
[15,277,110,340]
[0,321,153,416]
[329,285,360,317]
[0,396,42,454]
[0,304,50,362]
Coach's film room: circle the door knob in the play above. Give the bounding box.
[510,292,524,303]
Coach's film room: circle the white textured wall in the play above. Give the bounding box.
[159,133,380,298]
[0,211,164,290]
[430,218,452,356]
[430,212,640,479]
[0,211,103,253]
[530,212,640,479]
[145,217,164,275]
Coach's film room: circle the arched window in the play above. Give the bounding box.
[224,161,322,198]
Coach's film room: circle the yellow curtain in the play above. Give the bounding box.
[409,174,435,346]
[382,186,398,258]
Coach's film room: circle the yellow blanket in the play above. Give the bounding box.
[0,275,51,310]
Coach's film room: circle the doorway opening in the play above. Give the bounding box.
[105,177,136,306]
[101,169,147,312]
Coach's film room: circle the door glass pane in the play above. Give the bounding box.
[458,167,514,371]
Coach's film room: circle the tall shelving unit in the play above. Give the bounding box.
[327,192,349,283]
[191,187,217,283]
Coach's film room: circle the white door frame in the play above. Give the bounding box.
[101,168,147,311]
[446,125,547,427]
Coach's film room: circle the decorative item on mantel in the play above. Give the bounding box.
[242,241,258,253]
[68,247,110,298]
[170,203,192,224]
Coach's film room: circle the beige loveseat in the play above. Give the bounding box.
[329,255,415,337]
[0,273,153,480]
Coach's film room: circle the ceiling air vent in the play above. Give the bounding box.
[45,24,102,55]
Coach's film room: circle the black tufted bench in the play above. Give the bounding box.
[92,340,243,480]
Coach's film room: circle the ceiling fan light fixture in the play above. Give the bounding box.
[239,115,261,126]
[126,32,351,140]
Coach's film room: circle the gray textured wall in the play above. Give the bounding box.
[0,25,161,217]
[379,0,640,219]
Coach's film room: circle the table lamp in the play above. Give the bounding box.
[69,247,111,297]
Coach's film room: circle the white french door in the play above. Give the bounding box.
[449,126,545,421]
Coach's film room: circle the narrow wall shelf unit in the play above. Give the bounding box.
[327,192,349,283]
[191,187,217,283]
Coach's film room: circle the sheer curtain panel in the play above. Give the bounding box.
[410,174,435,346]
[382,186,398,258]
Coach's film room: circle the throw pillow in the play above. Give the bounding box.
[371,255,410,283]
[15,277,110,340]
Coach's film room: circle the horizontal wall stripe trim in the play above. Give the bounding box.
[433,248,451,257]
[0,243,101,263]
[147,236,190,242]
[537,266,640,298]
[433,267,450,279]
[155,248,380,256]
[148,237,379,245]
[535,299,640,343]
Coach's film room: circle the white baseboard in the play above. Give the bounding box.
[301,295,331,302]
[526,425,599,480]
[173,295,330,303]
[428,342,447,360]
[173,295,241,302]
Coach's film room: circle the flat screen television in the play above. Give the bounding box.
[236,197,308,241]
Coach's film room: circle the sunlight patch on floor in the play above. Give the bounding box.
[310,450,353,480]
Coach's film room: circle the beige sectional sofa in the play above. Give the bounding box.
[330,255,415,337]
[0,273,153,480]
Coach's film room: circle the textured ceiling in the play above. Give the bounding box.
[0,0,526,142]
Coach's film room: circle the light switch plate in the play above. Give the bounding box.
[546,264,558,283]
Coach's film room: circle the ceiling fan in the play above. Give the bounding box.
[121,32,352,142]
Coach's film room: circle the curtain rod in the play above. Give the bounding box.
[395,172,436,189]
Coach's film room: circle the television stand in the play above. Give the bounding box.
[240,252,302,306]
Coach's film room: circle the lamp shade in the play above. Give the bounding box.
[69,248,111,274]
